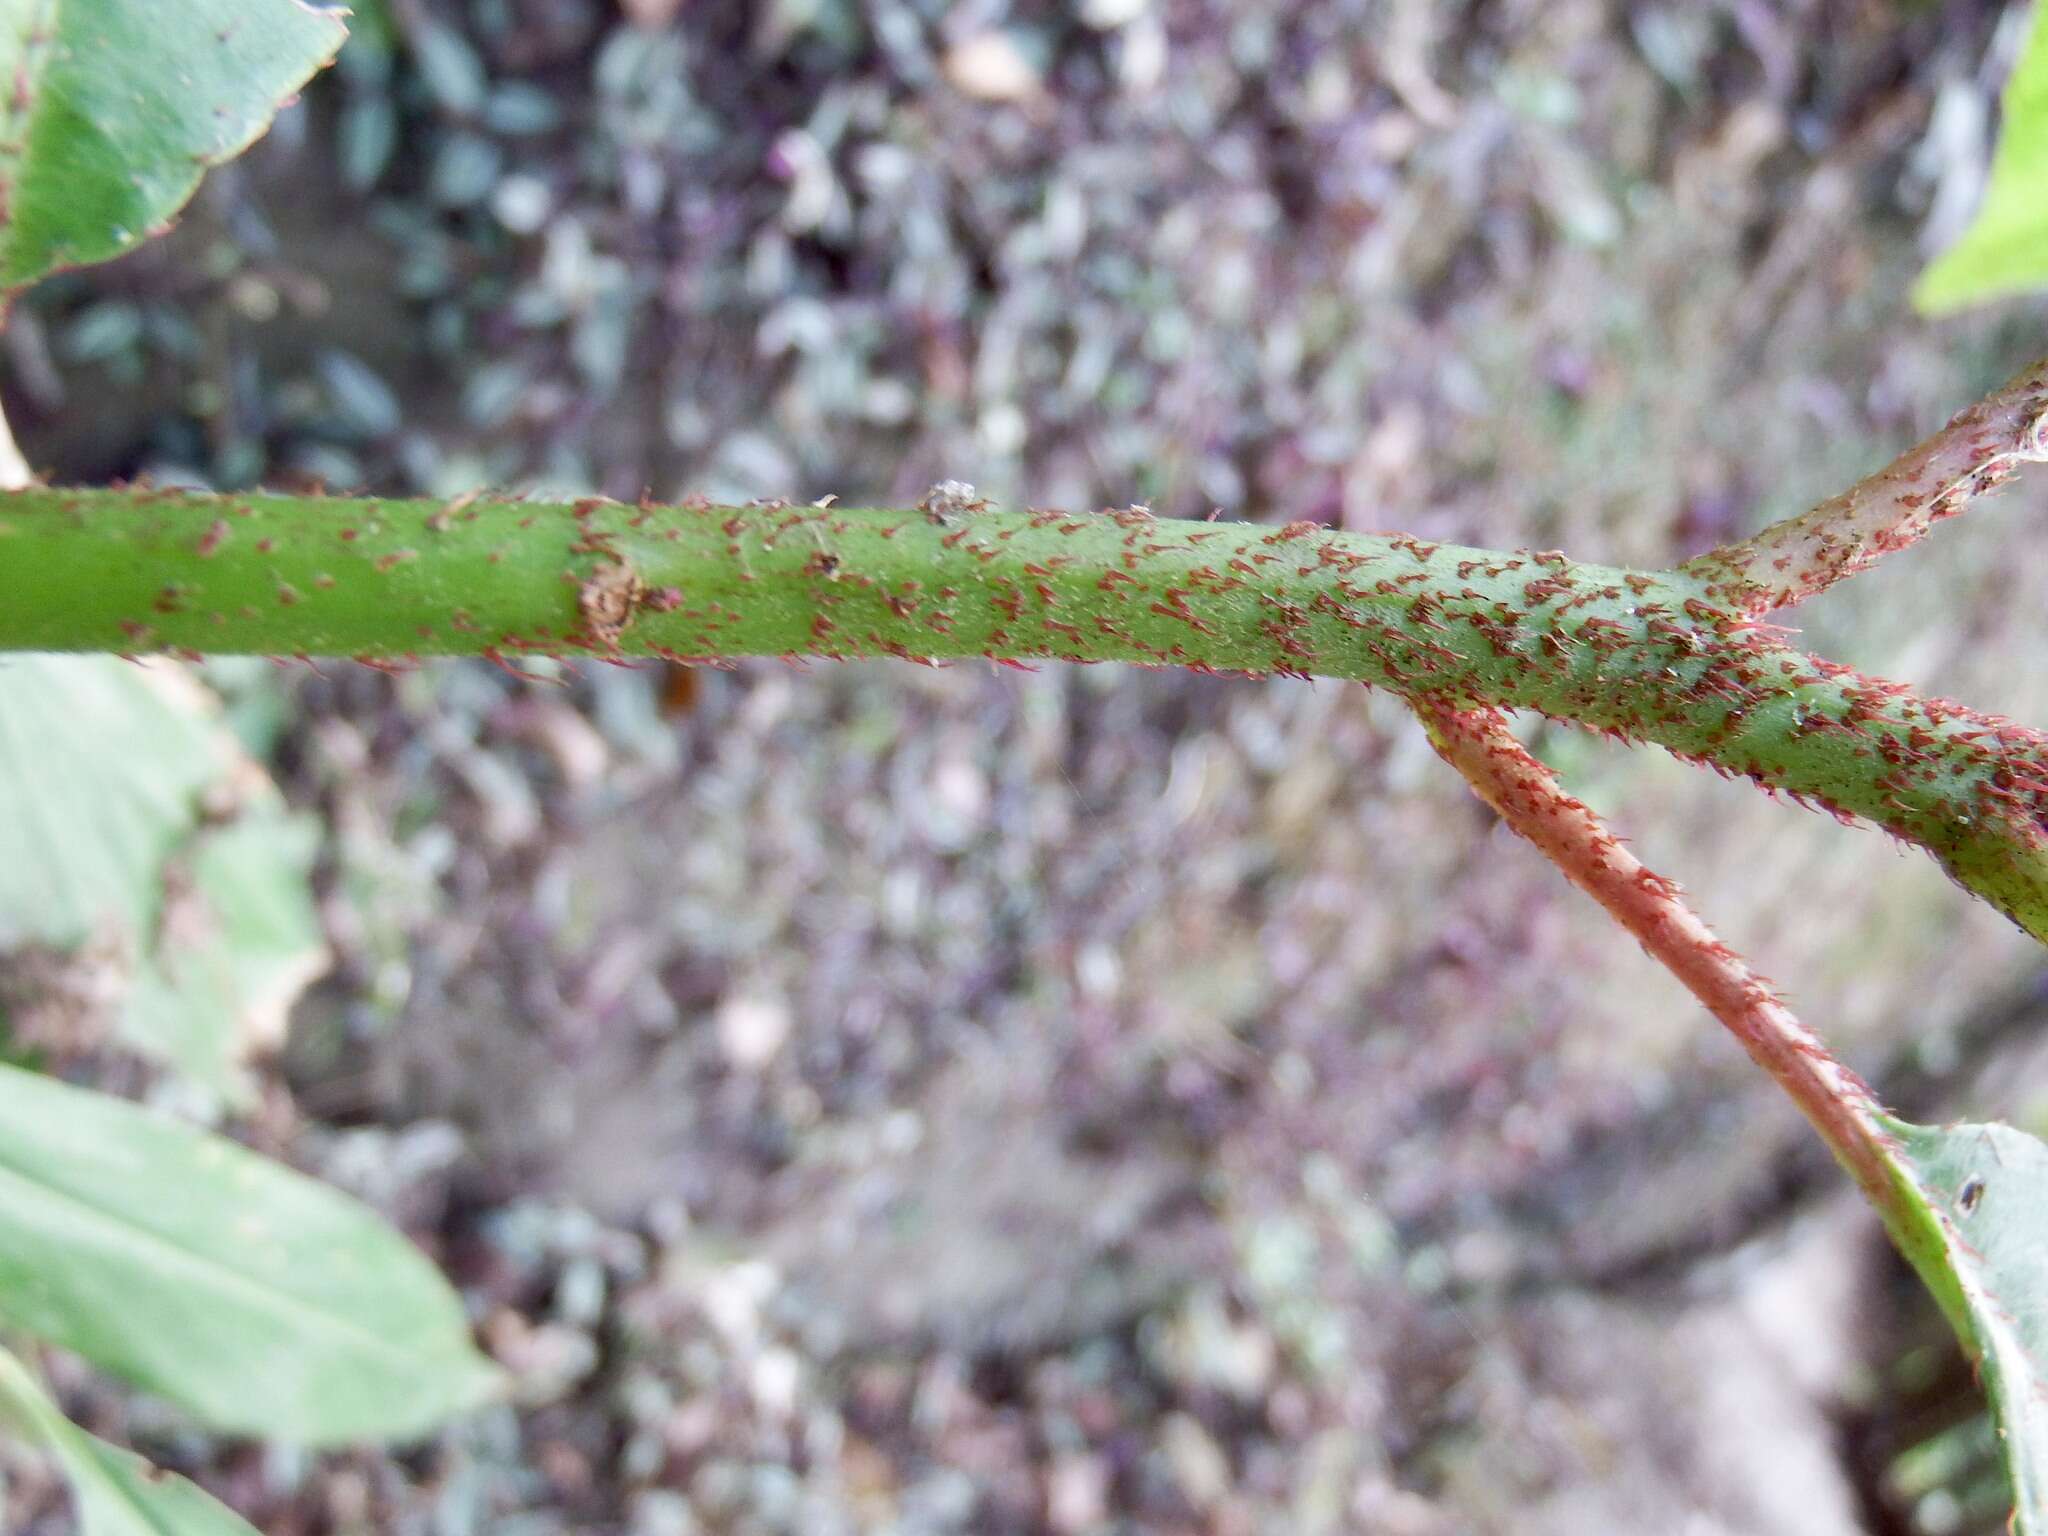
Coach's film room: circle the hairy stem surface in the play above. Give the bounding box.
[1416,701,1894,1202]
[1418,703,2048,1527]
[1684,355,2048,614]
[4,484,2048,937]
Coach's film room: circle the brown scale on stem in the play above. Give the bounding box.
[575,557,644,649]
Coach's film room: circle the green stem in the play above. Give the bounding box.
[4,483,2047,939]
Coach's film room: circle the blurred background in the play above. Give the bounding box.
[5,0,2048,1531]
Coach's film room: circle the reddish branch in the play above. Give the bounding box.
[1683,354,2048,615]
[1416,698,1897,1207]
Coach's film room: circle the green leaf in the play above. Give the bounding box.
[0,0,349,295]
[1915,5,2048,313]
[0,657,327,1106]
[0,1345,261,1536]
[0,1063,503,1444]
[1879,1116,2048,1530]
[126,807,327,1104]
[0,658,224,949]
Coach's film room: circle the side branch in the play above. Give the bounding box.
[4,485,2048,940]
[1414,700,1895,1205]
[1683,355,2048,615]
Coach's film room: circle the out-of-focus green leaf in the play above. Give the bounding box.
[484,81,563,136]
[126,808,326,1104]
[0,0,348,296]
[339,95,399,189]
[1916,5,2048,312]
[0,657,326,1106]
[0,1346,261,1535]
[340,0,397,56]
[0,658,223,948]
[1879,1116,2048,1530]
[316,349,402,438]
[0,1063,504,1445]
[409,19,487,115]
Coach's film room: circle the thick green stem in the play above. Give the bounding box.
[4,484,2047,938]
